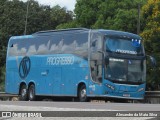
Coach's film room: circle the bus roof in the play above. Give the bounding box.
[33,28,89,36]
[33,28,141,39]
[98,29,142,40]
[10,35,34,40]
[10,28,141,40]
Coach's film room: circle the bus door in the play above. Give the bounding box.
[89,59,103,95]
[89,33,103,95]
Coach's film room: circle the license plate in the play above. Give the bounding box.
[123,94,130,97]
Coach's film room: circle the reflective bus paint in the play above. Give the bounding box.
[5,28,146,100]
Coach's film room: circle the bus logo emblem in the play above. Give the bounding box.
[19,56,31,79]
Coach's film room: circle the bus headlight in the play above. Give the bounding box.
[106,84,115,90]
[138,88,144,92]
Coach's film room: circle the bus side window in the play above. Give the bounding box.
[90,60,102,83]
[10,44,14,47]
[91,33,102,52]
[91,40,97,51]
[74,33,88,57]
[97,61,102,83]
[9,43,18,56]
[91,61,97,82]
[49,35,61,54]
[62,34,75,53]
[37,39,50,55]
[27,45,37,55]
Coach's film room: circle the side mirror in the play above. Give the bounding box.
[147,55,156,68]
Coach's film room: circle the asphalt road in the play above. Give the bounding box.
[0,101,159,111]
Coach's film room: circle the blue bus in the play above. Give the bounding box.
[5,28,148,101]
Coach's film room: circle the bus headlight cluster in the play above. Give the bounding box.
[138,88,144,92]
[106,84,115,90]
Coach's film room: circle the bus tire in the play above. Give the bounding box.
[19,85,28,101]
[28,84,36,101]
[78,84,88,102]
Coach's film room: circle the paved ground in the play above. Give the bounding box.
[0,101,159,111]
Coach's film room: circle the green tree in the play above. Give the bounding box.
[75,0,146,33]
[75,0,99,28]
[56,20,81,29]
[112,9,138,33]
[141,0,160,90]
[0,0,26,47]
[50,5,74,29]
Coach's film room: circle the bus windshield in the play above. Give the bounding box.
[105,37,144,55]
[105,58,146,83]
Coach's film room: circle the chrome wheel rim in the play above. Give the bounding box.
[81,88,86,99]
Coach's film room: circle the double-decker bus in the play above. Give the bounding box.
[5,28,148,101]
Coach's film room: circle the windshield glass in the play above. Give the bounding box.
[105,37,144,55]
[105,58,146,83]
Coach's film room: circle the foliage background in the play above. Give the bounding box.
[0,0,160,91]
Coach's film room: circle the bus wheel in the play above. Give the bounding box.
[28,84,36,101]
[19,85,28,101]
[78,85,87,102]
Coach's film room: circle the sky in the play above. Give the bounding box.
[20,0,76,11]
